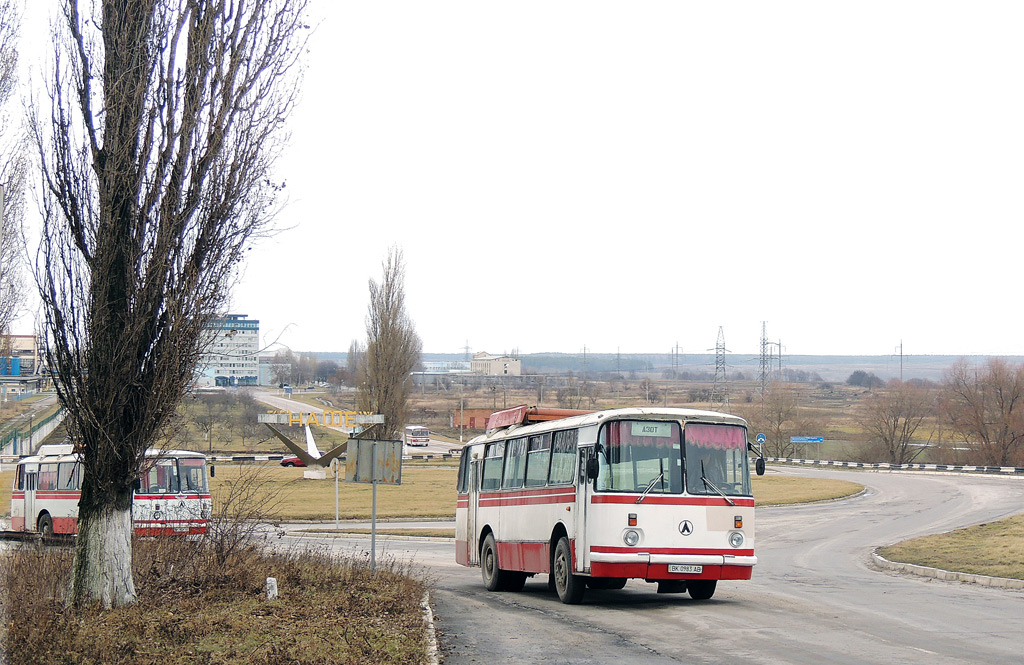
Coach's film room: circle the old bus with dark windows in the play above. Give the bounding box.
[455,406,765,604]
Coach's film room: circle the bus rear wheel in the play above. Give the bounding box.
[553,537,585,604]
[481,534,509,591]
[38,513,54,538]
[687,580,717,600]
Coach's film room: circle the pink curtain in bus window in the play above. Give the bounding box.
[685,424,745,450]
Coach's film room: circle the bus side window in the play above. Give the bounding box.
[501,438,527,489]
[58,462,78,490]
[481,442,504,491]
[549,430,578,485]
[38,464,58,491]
[524,434,552,487]
[15,465,23,490]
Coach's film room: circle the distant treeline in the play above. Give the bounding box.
[304,351,1024,383]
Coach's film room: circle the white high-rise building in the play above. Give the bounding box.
[196,314,259,387]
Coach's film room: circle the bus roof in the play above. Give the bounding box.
[469,406,748,446]
[18,447,208,464]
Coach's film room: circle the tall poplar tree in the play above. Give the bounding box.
[34,0,309,608]
[358,247,422,439]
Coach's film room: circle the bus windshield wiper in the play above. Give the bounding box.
[636,472,665,504]
[700,460,735,506]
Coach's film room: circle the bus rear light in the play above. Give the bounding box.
[628,513,637,526]
[734,516,743,529]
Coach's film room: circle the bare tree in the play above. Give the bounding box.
[33,0,308,608]
[740,384,805,457]
[942,358,1024,466]
[0,1,27,362]
[357,248,421,439]
[858,381,932,464]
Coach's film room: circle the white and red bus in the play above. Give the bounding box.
[456,406,765,604]
[404,425,431,447]
[10,444,212,537]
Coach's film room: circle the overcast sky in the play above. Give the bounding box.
[18,2,1024,358]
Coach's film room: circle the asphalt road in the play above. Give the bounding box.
[281,467,1024,665]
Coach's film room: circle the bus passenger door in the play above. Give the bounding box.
[467,457,481,566]
[575,446,595,574]
[24,472,36,531]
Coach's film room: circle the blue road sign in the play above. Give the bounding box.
[756,433,766,443]
[790,436,824,443]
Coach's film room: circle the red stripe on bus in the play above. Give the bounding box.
[479,493,576,507]
[590,495,754,507]
[480,486,577,499]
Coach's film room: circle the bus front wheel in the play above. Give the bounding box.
[481,534,508,591]
[38,513,54,538]
[553,537,585,604]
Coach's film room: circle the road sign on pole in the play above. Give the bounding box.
[345,439,403,571]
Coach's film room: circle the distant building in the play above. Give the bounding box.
[471,352,521,376]
[196,314,259,387]
[1,334,46,397]
[451,408,495,431]
[422,360,471,374]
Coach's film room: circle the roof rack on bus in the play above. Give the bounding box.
[486,405,593,432]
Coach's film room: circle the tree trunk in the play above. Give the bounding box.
[69,501,136,608]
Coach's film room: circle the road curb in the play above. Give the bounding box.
[871,550,1024,590]
[422,592,439,665]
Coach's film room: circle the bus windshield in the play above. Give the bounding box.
[684,423,751,497]
[178,458,208,493]
[597,420,682,494]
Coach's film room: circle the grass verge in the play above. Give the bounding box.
[878,514,1024,580]
[3,536,429,664]
[752,475,862,506]
[211,464,458,521]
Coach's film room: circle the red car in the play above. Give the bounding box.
[280,456,306,467]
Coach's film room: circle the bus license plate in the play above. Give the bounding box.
[668,564,702,574]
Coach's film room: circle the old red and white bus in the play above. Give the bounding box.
[456,406,765,603]
[404,425,431,447]
[10,444,212,537]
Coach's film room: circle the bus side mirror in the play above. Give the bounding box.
[209,464,215,478]
[586,457,599,480]
[755,458,765,476]
[133,478,142,491]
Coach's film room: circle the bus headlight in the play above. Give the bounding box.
[623,529,641,547]
[729,531,744,548]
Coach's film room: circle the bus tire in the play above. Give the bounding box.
[480,533,508,591]
[38,513,54,537]
[553,537,585,604]
[687,580,717,600]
